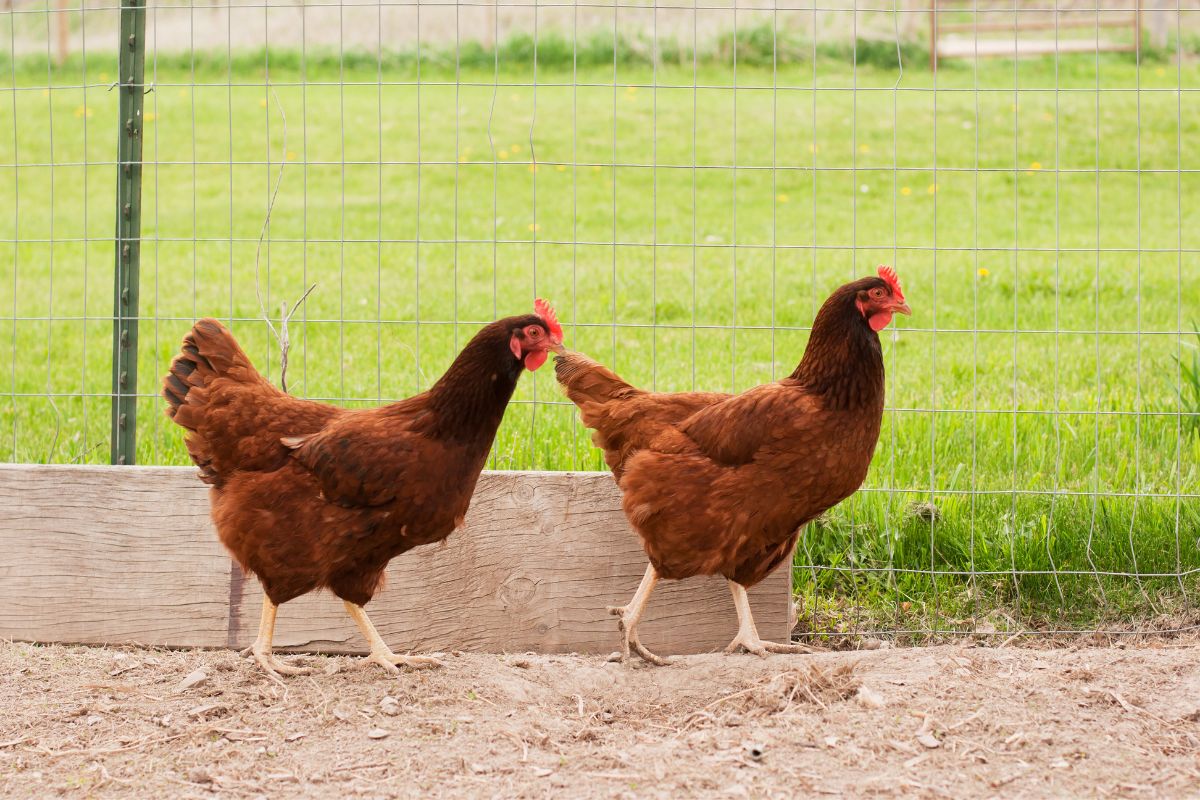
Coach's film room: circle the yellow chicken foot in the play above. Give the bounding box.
[724,581,825,656]
[606,564,671,666]
[343,601,444,674]
[241,596,314,676]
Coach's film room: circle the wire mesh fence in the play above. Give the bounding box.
[1,0,1198,636]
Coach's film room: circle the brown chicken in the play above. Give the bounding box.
[163,301,563,676]
[554,268,910,664]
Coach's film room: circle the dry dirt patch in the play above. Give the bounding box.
[1,640,1198,798]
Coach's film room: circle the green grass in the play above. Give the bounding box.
[1,38,1198,634]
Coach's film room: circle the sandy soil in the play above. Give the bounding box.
[2,638,1199,798]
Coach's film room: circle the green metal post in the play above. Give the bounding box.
[110,0,146,465]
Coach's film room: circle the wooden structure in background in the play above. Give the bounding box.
[56,0,69,64]
[0,465,789,655]
[930,1,1142,71]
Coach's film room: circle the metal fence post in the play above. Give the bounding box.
[110,0,146,465]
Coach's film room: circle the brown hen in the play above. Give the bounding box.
[554,268,909,663]
[164,303,562,676]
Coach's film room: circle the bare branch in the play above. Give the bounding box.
[253,87,317,394]
[279,283,318,394]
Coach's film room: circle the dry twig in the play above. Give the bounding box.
[251,88,317,393]
[32,732,187,759]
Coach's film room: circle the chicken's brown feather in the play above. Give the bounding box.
[554,350,729,478]
[286,409,428,507]
[672,383,808,466]
[164,313,552,608]
[162,317,339,485]
[558,275,898,589]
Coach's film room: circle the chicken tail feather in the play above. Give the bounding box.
[164,318,265,484]
[553,350,640,406]
[164,319,250,417]
[555,349,733,480]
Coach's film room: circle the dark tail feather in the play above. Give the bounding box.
[163,318,257,484]
[163,318,245,424]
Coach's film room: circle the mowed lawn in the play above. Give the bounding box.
[1,48,1198,631]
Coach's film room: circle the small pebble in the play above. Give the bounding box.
[187,767,213,785]
[917,731,941,749]
[176,668,208,691]
[856,685,886,709]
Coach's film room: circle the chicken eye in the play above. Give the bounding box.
[528,327,542,338]
[870,288,884,299]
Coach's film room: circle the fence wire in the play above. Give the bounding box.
[0,0,1197,637]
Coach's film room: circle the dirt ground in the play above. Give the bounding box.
[1,638,1199,799]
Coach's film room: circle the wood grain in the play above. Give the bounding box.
[0,465,789,655]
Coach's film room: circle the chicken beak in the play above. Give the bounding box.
[892,300,912,316]
[549,336,565,355]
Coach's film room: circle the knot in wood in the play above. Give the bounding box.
[510,483,536,504]
[496,575,537,610]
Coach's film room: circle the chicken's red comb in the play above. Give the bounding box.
[534,297,563,341]
[877,265,905,302]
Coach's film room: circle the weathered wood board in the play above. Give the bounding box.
[937,37,1133,59]
[0,465,789,655]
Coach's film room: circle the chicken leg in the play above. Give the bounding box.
[724,581,824,656]
[606,564,670,666]
[343,601,444,673]
[242,596,314,676]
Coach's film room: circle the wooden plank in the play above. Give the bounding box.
[937,37,1134,59]
[937,17,1137,34]
[0,465,229,648]
[0,465,789,655]
[1146,0,1169,48]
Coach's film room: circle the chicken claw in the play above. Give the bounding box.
[242,645,315,676]
[606,604,671,666]
[723,633,824,657]
[725,580,826,658]
[357,650,445,674]
[343,600,444,675]
[605,565,671,667]
[242,597,314,677]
